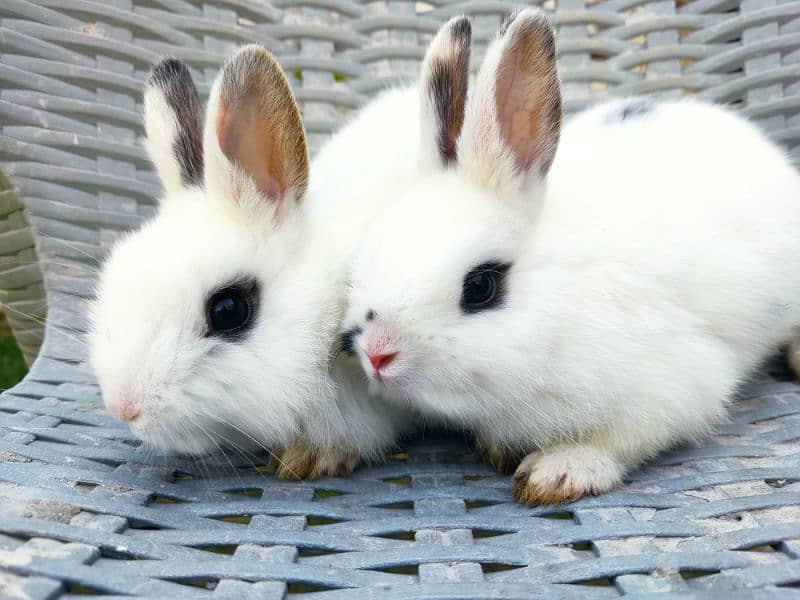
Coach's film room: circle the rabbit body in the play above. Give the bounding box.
[343,9,800,503]
[90,45,424,475]
[478,98,800,456]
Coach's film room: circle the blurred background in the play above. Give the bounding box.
[0,309,28,389]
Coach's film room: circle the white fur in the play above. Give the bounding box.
[143,87,184,196]
[345,13,800,498]
[90,52,422,460]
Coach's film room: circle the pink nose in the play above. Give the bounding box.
[110,394,141,422]
[369,351,397,373]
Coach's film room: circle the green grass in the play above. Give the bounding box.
[0,328,28,390]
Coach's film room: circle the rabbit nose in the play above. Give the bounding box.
[369,351,398,373]
[121,401,141,422]
[109,393,141,422]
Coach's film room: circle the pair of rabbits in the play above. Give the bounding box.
[90,9,800,505]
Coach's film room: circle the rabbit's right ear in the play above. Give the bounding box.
[419,16,471,168]
[459,9,561,197]
[144,59,204,195]
[203,45,309,224]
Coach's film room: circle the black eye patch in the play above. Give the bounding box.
[205,277,260,341]
[460,261,512,314]
[340,326,362,356]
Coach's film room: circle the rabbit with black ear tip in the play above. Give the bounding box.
[89,19,472,478]
[91,47,382,469]
[343,8,800,504]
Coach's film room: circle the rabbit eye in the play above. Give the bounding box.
[463,272,495,305]
[460,262,511,314]
[206,278,259,338]
[210,291,248,330]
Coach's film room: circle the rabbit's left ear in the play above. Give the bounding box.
[459,9,562,195]
[144,59,204,195]
[418,16,471,168]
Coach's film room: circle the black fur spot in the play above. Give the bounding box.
[618,100,651,122]
[341,326,362,356]
[365,309,375,322]
[450,15,471,44]
[498,11,519,37]
[148,58,204,187]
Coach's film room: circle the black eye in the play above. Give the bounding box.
[460,262,511,314]
[463,272,496,306]
[206,279,259,338]
[209,291,249,331]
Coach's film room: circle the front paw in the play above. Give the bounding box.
[271,443,359,481]
[512,445,623,506]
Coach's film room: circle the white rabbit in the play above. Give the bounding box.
[89,20,471,479]
[343,8,800,504]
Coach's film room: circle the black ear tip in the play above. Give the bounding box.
[148,58,192,89]
[450,16,472,42]
[498,10,518,37]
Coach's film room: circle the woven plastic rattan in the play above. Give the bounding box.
[1,1,800,597]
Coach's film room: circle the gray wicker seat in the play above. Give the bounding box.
[1,1,800,597]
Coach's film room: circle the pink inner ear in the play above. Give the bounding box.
[496,49,540,173]
[493,26,560,177]
[216,93,285,204]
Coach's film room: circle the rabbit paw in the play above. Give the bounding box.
[512,445,623,506]
[272,443,359,481]
[474,437,522,475]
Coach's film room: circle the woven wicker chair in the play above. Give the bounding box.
[1,1,800,597]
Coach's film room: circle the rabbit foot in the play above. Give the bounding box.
[474,437,522,475]
[512,445,623,506]
[273,443,359,481]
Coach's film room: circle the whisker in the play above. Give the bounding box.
[184,407,253,489]
[2,258,100,273]
[207,410,310,488]
[37,234,103,263]
[179,391,312,490]
[1,304,87,346]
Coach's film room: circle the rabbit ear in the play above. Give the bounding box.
[203,44,309,221]
[419,16,471,168]
[459,9,561,195]
[144,59,204,195]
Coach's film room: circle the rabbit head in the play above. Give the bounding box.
[343,9,562,422]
